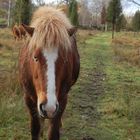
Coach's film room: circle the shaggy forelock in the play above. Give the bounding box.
[28,6,72,51]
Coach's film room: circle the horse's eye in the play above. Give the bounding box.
[33,56,38,62]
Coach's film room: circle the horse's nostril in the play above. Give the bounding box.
[52,104,59,117]
[40,103,43,111]
[55,104,59,113]
[40,103,46,115]
[39,103,59,118]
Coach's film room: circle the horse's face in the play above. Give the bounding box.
[31,48,59,119]
[15,23,77,118]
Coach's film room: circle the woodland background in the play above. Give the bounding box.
[0,0,140,140]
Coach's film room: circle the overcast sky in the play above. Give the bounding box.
[122,0,140,15]
[37,0,140,15]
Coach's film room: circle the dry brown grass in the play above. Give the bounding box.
[0,28,23,50]
[77,29,98,38]
[0,39,16,49]
[112,37,140,48]
[112,34,140,66]
[0,28,21,95]
[77,29,98,45]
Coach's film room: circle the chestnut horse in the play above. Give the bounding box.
[12,24,26,40]
[14,6,80,140]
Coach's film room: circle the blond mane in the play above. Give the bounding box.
[28,6,73,51]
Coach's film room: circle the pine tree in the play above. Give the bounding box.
[101,5,106,31]
[69,0,78,26]
[116,14,127,32]
[13,0,32,25]
[132,10,140,32]
[101,5,106,25]
[107,0,122,39]
[21,0,32,24]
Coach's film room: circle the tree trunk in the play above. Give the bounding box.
[105,22,108,32]
[112,23,115,39]
[7,0,11,27]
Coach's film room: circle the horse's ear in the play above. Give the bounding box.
[68,27,77,36]
[21,23,34,37]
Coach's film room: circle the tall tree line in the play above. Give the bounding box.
[13,0,32,25]
[101,4,107,31]
[132,10,140,32]
[107,0,122,39]
[0,0,14,27]
[12,0,79,26]
[68,0,78,26]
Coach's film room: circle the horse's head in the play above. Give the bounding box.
[31,47,59,119]
[17,24,77,119]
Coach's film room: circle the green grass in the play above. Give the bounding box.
[85,33,140,140]
[0,29,140,140]
[0,18,6,25]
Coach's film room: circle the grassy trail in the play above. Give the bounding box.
[79,33,140,140]
[62,32,140,140]
[0,31,140,140]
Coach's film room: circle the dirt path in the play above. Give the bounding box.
[79,53,106,125]
[61,32,110,139]
[80,53,107,140]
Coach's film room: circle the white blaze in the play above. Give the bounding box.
[43,48,58,112]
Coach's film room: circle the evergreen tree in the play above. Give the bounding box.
[107,0,122,39]
[101,5,106,25]
[132,10,140,32]
[116,14,127,32]
[21,0,32,24]
[69,0,78,26]
[101,5,106,31]
[13,0,32,25]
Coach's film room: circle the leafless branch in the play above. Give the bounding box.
[128,0,140,6]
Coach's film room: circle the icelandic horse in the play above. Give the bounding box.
[13,6,80,140]
[12,24,26,40]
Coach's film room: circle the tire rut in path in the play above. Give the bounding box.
[79,53,106,126]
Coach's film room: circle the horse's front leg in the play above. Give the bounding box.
[48,95,67,140]
[25,96,44,140]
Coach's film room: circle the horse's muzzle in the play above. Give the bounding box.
[39,103,59,119]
